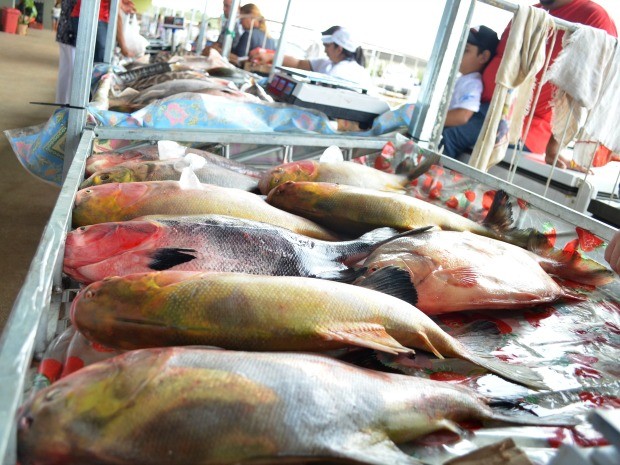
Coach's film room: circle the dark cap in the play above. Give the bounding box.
[468,25,499,57]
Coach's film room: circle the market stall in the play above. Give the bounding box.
[1,0,619,464]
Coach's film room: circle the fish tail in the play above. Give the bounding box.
[537,248,614,287]
[483,190,553,250]
[501,227,553,251]
[488,383,620,426]
[481,190,514,233]
[397,152,440,181]
[465,353,548,391]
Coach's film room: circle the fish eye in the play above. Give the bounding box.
[79,227,87,231]
[85,189,92,194]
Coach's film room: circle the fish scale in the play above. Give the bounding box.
[63,215,398,283]
[71,271,547,389]
[17,348,575,465]
[72,181,340,241]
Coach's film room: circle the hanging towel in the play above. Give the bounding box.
[469,6,554,172]
[546,25,620,155]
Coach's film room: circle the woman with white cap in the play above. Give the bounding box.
[250,25,373,88]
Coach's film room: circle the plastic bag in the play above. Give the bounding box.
[122,13,149,57]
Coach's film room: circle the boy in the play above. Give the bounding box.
[441,25,499,159]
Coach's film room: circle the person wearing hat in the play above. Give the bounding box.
[440,25,500,159]
[249,25,373,88]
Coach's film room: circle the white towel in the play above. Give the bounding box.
[546,25,620,154]
[469,6,554,172]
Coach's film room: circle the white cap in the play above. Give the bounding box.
[321,28,358,53]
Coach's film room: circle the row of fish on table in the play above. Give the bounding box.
[17,142,616,465]
[106,54,269,113]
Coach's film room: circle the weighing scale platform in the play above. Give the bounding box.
[267,66,390,126]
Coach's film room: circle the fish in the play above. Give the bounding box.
[63,214,400,284]
[86,147,263,178]
[355,230,612,314]
[72,181,340,241]
[71,270,547,389]
[80,158,260,192]
[17,347,575,465]
[266,181,549,250]
[258,159,432,195]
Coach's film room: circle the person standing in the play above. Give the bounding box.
[69,0,136,63]
[250,26,373,89]
[480,0,617,170]
[441,25,499,158]
[55,0,77,105]
[232,3,276,61]
[52,1,61,32]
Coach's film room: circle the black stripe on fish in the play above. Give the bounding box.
[354,266,418,307]
[148,248,198,270]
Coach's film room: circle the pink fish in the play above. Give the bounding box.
[355,230,612,314]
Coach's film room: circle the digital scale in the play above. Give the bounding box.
[267,66,390,127]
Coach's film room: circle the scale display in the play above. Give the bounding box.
[267,67,390,127]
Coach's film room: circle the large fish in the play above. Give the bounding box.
[71,270,546,389]
[17,347,574,465]
[80,158,260,192]
[355,230,613,314]
[258,159,432,195]
[72,181,339,241]
[63,215,400,284]
[86,147,262,178]
[267,181,548,250]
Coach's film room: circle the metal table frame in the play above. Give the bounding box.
[1,1,618,463]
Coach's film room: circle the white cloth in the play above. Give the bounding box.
[448,72,482,112]
[546,25,620,154]
[469,6,555,171]
[309,57,374,89]
[55,42,75,105]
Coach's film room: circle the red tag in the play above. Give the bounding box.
[38,359,63,383]
[61,356,85,378]
[576,227,604,252]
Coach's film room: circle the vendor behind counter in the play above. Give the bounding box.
[249,26,375,90]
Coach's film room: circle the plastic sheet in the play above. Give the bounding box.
[5,93,414,185]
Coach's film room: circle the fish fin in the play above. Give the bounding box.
[536,248,614,287]
[336,348,406,374]
[148,248,197,270]
[483,191,551,250]
[342,226,434,266]
[416,332,444,359]
[354,266,418,307]
[313,267,366,284]
[398,152,441,181]
[464,353,548,390]
[340,435,425,465]
[481,189,514,233]
[318,324,415,356]
[450,320,503,351]
[435,267,479,287]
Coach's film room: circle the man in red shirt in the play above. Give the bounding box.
[481,0,617,170]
